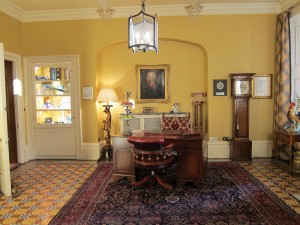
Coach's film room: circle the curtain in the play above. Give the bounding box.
[274,11,291,132]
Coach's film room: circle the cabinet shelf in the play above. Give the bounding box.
[37,109,71,111]
[35,79,70,83]
[36,94,70,97]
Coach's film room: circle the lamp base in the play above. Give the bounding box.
[97,144,113,162]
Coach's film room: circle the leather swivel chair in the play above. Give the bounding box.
[127,136,175,190]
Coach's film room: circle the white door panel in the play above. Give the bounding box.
[0,43,11,196]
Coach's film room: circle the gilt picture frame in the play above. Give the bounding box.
[136,64,170,103]
[252,74,272,99]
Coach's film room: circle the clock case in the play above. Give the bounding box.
[230,73,255,161]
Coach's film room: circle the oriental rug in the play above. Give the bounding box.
[50,162,300,225]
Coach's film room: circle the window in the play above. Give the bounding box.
[290,13,300,103]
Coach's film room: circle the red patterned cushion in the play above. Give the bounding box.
[162,114,191,132]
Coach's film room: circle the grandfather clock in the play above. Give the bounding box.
[230,73,255,161]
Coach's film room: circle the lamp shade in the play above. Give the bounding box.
[96,88,118,105]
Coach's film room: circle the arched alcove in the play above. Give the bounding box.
[96,38,208,136]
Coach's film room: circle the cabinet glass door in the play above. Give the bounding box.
[34,66,72,125]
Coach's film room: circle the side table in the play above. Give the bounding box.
[274,130,300,171]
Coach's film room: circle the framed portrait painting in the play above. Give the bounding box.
[136,64,170,103]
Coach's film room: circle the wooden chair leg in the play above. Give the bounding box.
[155,175,172,190]
[132,175,151,187]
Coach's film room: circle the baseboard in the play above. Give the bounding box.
[252,140,273,158]
[34,155,76,159]
[69,140,273,161]
[208,141,231,158]
[208,140,273,159]
[77,143,100,160]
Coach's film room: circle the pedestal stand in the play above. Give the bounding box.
[293,142,300,174]
[121,103,134,136]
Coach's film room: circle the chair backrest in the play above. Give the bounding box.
[127,136,164,150]
[161,113,191,132]
[127,136,175,168]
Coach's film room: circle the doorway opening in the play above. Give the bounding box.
[4,60,20,170]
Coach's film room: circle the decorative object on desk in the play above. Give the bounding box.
[82,86,93,100]
[121,92,134,136]
[213,79,227,96]
[128,0,158,53]
[96,88,118,161]
[284,102,300,133]
[143,106,154,114]
[121,91,133,114]
[170,102,179,113]
[136,64,170,103]
[252,74,272,99]
[191,92,207,132]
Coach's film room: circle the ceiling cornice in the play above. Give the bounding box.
[0,0,295,22]
[0,0,24,21]
[280,0,300,11]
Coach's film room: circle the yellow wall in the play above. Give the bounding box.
[0,12,22,54]
[1,13,276,143]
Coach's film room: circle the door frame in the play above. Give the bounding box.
[0,43,11,196]
[4,51,26,163]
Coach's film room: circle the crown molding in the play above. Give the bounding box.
[0,0,24,21]
[280,0,300,11]
[0,1,292,22]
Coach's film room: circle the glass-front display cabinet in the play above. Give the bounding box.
[34,66,72,125]
[24,55,80,158]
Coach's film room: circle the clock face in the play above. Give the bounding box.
[235,80,250,95]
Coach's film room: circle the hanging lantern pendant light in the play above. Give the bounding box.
[128,0,158,53]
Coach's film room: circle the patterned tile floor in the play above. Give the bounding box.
[0,159,299,225]
[239,159,300,214]
[0,160,98,225]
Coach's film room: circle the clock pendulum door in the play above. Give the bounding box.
[230,73,255,161]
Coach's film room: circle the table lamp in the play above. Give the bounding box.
[96,88,118,161]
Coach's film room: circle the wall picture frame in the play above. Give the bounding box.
[136,64,170,103]
[213,79,227,96]
[82,86,93,100]
[252,74,272,99]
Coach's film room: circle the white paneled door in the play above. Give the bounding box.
[0,43,11,196]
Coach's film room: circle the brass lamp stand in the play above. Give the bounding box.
[98,104,113,162]
[96,88,118,162]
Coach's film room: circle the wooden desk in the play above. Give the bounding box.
[112,130,208,188]
[274,130,300,170]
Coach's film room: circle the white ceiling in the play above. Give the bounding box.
[0,0,298,22]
